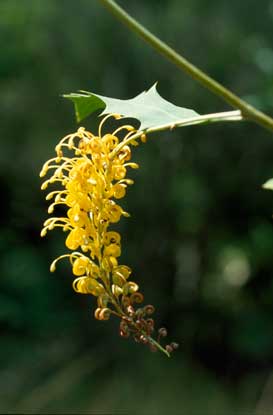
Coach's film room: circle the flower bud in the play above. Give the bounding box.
[144,305,155,315]
[171,342,179,350]
[158,327,168,337]
[165,345,173,354]
[130,292,144,304]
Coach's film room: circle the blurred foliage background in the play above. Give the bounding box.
[1,0,273,413]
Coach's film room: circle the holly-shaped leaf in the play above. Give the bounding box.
[64,84,199,130]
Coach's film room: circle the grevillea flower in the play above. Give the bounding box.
[40,114,177,356]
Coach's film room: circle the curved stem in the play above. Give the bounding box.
[98,0,273,133]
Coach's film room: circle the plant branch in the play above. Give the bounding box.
[110,110,243,158]
[98,0,273,133]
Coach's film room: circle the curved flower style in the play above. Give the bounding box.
[40,114,178,356]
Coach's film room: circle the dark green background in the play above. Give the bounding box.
[1,0,273,413]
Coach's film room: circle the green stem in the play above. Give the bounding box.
[110,110,243,158]
[98,0,273,133]
[147,335,171,357]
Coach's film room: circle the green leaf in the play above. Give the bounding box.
[63,93,105,124]
[64,84,199,130]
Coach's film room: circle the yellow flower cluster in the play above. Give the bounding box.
[40,115,144,319]
[40,114,177,356]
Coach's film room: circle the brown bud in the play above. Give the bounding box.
[158,327,168,337]
[165,345,173,354]
[171,342,179,350]
[146,319,154,334]
[140,335,148,344]
[135,319,143,329]
[127,305,135,317]
[130,292,144,304]
[121,295,131,307]
[144,305,155,315]
[123,316,133,324]
[135,308,145,318]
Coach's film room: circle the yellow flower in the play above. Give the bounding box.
[40,114,175,356]
[40,116,140,308]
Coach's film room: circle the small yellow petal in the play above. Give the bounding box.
[122,282,139,295]
[40,228,47,237]
[72,256,90,276]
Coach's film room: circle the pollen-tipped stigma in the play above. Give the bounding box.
[40,114,177,356]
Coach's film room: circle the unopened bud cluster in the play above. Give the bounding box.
[119,303,178,355]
